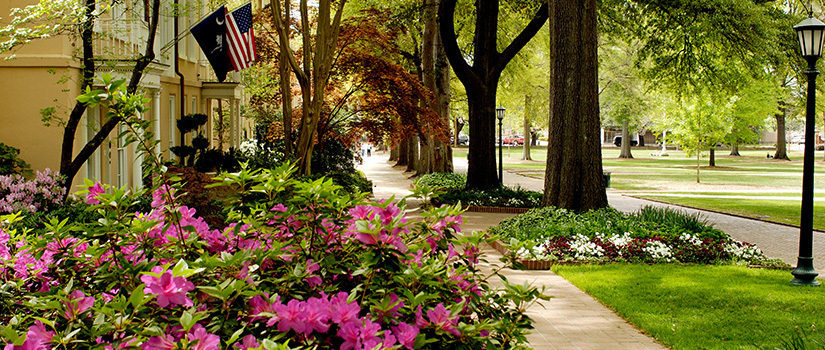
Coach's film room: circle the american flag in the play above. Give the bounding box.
[226,2,256,71]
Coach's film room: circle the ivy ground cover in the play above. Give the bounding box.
[0,165,544,350]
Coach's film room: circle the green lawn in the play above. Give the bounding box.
[553,264,825,350]
[636,196,825,230]
[453,145,825,228]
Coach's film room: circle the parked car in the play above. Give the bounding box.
[503,135,524,145]
[458,134,469,145]
[613,135,637,147]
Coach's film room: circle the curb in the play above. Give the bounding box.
[464,205,531,214]
[488,239,555,270]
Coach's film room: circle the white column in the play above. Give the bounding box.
[153,90,162,158]
[230,98,237,148]
[202,98,212,147]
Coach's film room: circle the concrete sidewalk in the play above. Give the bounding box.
[357,151,668,350]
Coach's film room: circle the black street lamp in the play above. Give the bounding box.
[791,14,825,286]
[496,106,505,186]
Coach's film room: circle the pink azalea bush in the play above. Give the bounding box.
[0,164,541,349]
[0,169,64,214]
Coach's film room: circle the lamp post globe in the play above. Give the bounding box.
[791,14,824,286]
[496,106,505,186]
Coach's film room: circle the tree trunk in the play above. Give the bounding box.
[278,0,293,157]
[542,0,607,211]
[696,145,701,183]
[406,135,418,172]
[709,147,716,167]
[417,137,431,174]
[730,143,741,156]
[522,93,532,160]
[619,119,633,158]
[638,130,645,146]
[439,0,547,190]
[272,0,348,175]
[390,144,399,162]
[395,135,408,166]
[466,92,500,189]
[774,101,790,160]
[431,27,453,173]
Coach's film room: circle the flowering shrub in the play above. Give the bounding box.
[515,231,770,264]
[490,206,728,244]
[0,169,64,214]
[0,164,543,349]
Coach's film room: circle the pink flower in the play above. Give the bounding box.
[85,182,105,205]
[337,322,360,350]
[186,324,220,350]
[426,304,460,336]
[142,334,176,350]
[329,292,361,325]
[141,266,195,308]
[5,321,54,350]
[392,322,419,349]
[274,299,306,334]
[303,297,331,334]
[63,290,95,320]
[305,260,323,287]
[233,335,259,350]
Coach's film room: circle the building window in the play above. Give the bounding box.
[191,96,197,114]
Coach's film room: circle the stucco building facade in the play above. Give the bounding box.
[0,0,254,191]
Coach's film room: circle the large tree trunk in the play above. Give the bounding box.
[466,92,500,189]
[619,119,633,158]
[542,0,607,211]
[432,28,453,173]
[439,0,547,190]
[522,93,532,160]
[774,101,790,160]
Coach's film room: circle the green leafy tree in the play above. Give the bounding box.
[655,92,733,182]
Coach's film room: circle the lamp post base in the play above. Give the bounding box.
[791,257,821,286]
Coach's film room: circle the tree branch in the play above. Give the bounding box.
[438,0,480,89]
[497,2,549,73]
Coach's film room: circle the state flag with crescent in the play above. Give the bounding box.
[190,5,232,82]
